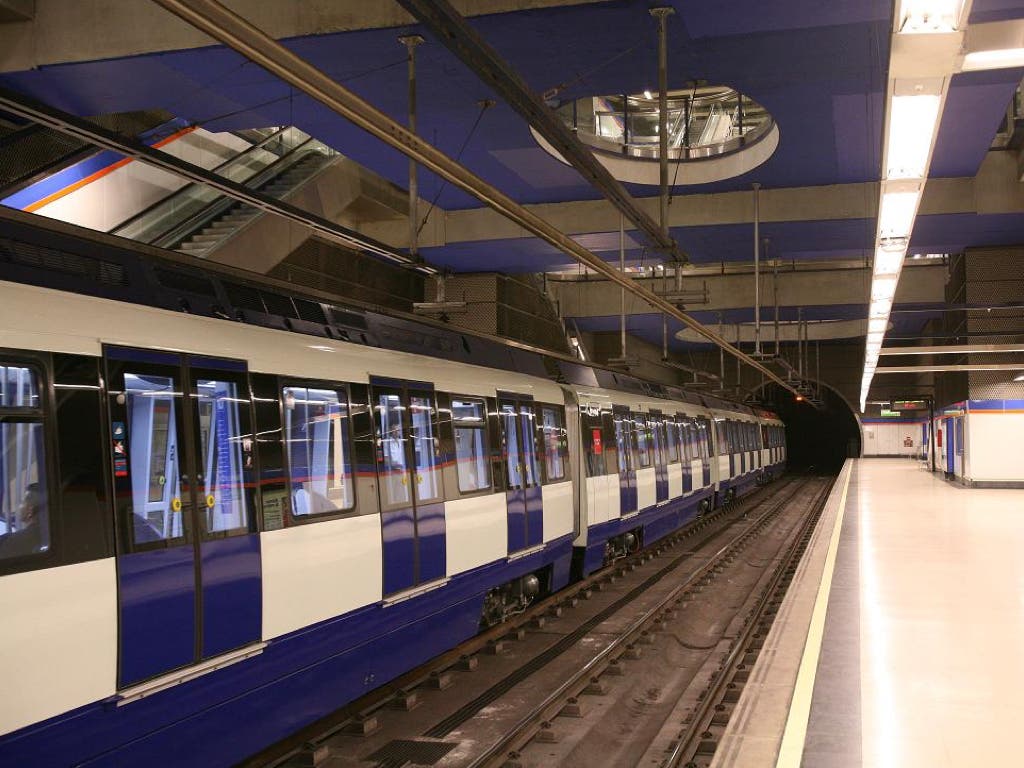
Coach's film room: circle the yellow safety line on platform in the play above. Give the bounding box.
[774,462,853,768]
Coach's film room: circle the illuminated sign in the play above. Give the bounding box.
[893,399,928,410]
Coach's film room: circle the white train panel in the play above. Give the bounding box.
[585,475,610,527]
[718,455,730,482]
[668,462,683,498]
[0,559,117,736]
[260,515,383,640]
[444,494,508,577]
[542,481,574,540]
[636,467,656,511]
[690,460,704,492]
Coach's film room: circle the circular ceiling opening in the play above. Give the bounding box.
[534,86,779,185]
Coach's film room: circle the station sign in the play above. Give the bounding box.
[879,409,901,418]
[892,399,928,411]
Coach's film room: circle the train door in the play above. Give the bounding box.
[106,347,260,688]
[612,406,637,515]
[372,378,446,595]
[498,393,543,553]
[649,410,668,503]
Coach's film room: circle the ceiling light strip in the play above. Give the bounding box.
[859,0,973,411]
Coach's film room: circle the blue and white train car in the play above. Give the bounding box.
[0,234,787,766]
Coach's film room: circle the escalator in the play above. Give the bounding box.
[110,126,337,258]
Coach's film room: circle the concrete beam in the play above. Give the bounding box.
[0,0,608,72]
[552,262,946,318]
[363,152,1021,251]
[0,1,33,23]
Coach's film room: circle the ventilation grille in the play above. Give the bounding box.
[155,267,217,297]
[330,307,368,330]
[0,237,128,286]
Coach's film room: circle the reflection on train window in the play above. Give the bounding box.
[284,386,354,517]
[614,415,630,474]
[377,393,410,507]
[520,407,539,487]
[196,379,249,534]
[541,407,566,481]
[0,364,50,560]
[123,373,184,544]
[633,414,652,468]
[501,404,522,488]
[410,394,441,503]
[665,419,679,463]
[452,398,490,493]
[1,364,40,409]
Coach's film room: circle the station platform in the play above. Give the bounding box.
[713,458,1024,768]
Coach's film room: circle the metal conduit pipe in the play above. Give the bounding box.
[652,6,673,241]
[752,182,761,356]
[151,0,803,398]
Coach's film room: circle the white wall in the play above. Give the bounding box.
[862,422,921,457]
[34,128,251,232]
[966,411,1024,482]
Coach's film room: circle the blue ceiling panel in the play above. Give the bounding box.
[912,211,1024,252]
[969,0,1024,23]
[931,68,1024,178]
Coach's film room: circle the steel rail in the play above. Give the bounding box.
[394,0,681,260]
[464,476,818,768]
[149,0,803,397]
[0,88,436,276]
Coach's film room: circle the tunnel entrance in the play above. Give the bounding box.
[758,382,861,474]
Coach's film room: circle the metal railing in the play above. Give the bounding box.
[557,87,774,161]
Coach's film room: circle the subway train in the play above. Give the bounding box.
[0,221,786,766]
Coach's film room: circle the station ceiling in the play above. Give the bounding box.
[1,0,1023,358]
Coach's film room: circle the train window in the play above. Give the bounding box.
[540,406,567,482]
[613,414,630,474]
[196,379,250,533]
[283,386,355,516]
[633,414,652,468]
[501,404,523,488]
[679,421,691,462]
[583,412,606,478]
[0,364,50,561]
[452,397,490,493]
[410,394,442,503]
[377,393,411,507]
[716,420,729,455]
[519,405,540,489]
[665,419,679,463]
[122,373,185,543]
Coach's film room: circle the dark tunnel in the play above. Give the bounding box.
[760,383,862,473]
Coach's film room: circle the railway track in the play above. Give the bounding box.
[249,475,830,768]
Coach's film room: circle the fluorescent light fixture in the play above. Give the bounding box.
[867,331,885,345]
[1015,372,1024,382]
[899,0,965,34]
[886,94,941,179]
[870,297,894,317]
[874,245,906,276]
[868,317,888,334]
[878,189,920,239]
[962,48,1024,71]
[643,89,653,100]
[871,275,899,302]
